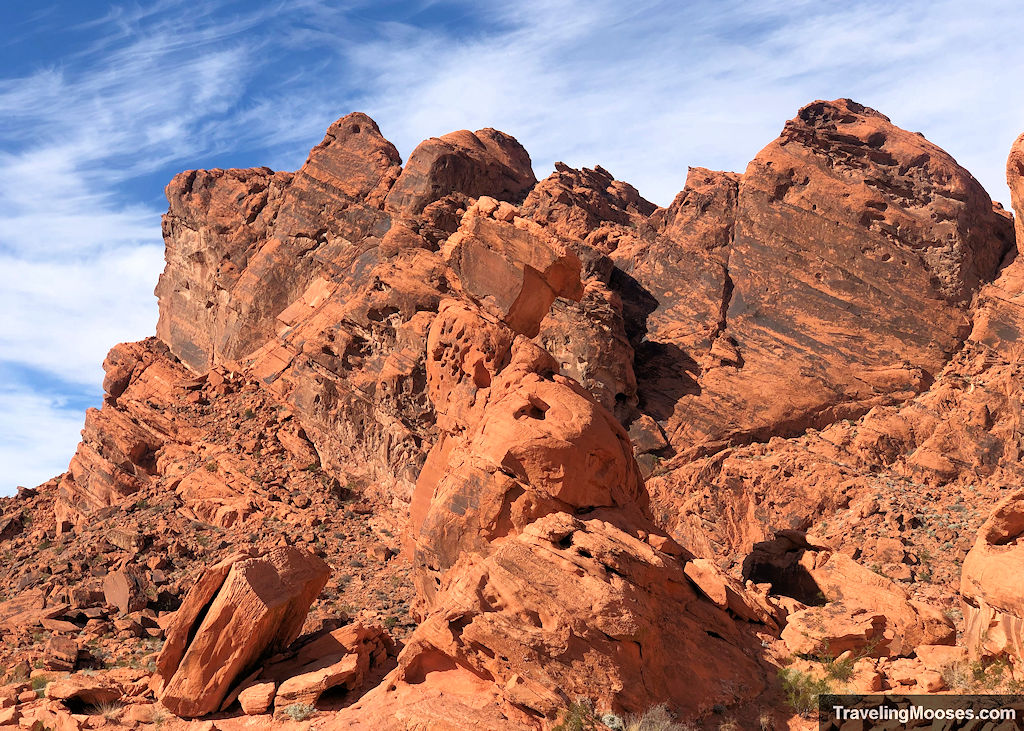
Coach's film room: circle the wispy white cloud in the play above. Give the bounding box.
[321,0,1024,206]
[0,387,93,491]
[0,246,163,383]
[3,0,1024,493]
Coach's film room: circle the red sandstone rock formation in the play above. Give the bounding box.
[9,99,1024,729]
[961,488,1024,659]
[956,137,1024,663]
[621,99,1014,461]
[154,547,329,717]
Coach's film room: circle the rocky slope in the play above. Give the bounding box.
[2,100,1024,730]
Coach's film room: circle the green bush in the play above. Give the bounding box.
[553,700,602,731]
[779,667,832,716]
[31,674,50,697]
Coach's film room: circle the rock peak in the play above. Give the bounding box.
[384,126,536,216]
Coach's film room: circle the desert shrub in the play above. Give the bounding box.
[602,712,625,730]
[553,700,601,731]
[778,667,832,716]
[283,703,316,721]
[624,703,696,731]
[31,675,50,697]
[823,654,855,682]
[94,700,123,720]
[942,656,1022,692]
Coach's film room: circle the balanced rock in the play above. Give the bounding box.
[151,116,546,509]
[155,547,329,717]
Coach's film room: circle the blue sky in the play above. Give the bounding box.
[2,0,1024,494]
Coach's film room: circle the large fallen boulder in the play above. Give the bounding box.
[102,565,149,615]
[781,601,887,657]
[795,550,954,656]
[154,547,330,717]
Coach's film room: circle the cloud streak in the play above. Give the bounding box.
[2,0,1023,492]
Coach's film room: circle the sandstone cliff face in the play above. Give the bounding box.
[154,118,542,504]
[149,97,1016,533]
[22,98,1024,729]
[640,124,1024,567]
[621,99,1014,460]
[155,113,402,370]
